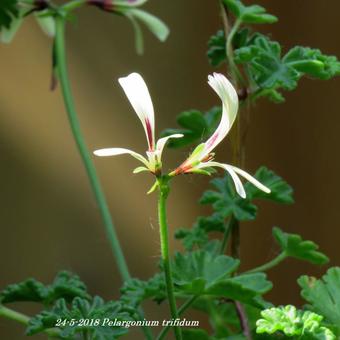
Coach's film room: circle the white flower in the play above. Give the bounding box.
[171,73,271,199]
[94,73,183,175]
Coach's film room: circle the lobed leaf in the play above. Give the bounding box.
[273,227,329,265]
[0,271,90,305]
[298,267,340,329]
[120,273,166,308]
[223,0,278,24]
[256,305,336,339]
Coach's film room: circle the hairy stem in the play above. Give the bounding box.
[156,296,197,340]
[157,177,182,340]
[244,252,287,274]
[0,305,60,337]
[54,16,130,282]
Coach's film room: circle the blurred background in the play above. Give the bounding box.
[1,0,340,338]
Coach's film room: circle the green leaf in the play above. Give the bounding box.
[0,271,90,305]
[200,176,257,221]
[245,166,294,204]
[298,267,340,329]
[256,305,336,339]
[0,0,19,30]
[200,167,294,222]
[207,30,226,67]
[175,214,225,251]
[27,296,134,339]
[234,33,340,102]
[120,274,166,308]
[172,250,240,295]
[223,0,278,24]
[273,227,329,265]
[161,107,222,149]
[205,273,273,307]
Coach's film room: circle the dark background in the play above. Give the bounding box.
[1,0,340,338]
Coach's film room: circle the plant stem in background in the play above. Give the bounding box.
[157,177,182,340]
[234,301,252,340]
[220,216,237,254]
[54,16,130,281]
[0,305,60,337]
[244,252,287,274]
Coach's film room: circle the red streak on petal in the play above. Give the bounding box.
[145,118,154,150]
[206,131,219,150]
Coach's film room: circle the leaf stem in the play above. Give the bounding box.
[0,305,60,337]
[156,296,197,340]
[157,177,182,340]
[220,216,237,254]
[244,252,287,274]
[234,301,252,340]
[54,16,130,281]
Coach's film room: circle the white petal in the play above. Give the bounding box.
[197,161,246,198]
[202,73,239,157]
[118,73,155,150]
[93,147,149,167]
[230,166,271,194]
[156,134,184,158]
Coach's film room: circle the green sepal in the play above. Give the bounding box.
[273,227,329,265]
[147,180,159,194]
[0,0,19,31]
[34,10,56,37]
[133,166,149,174]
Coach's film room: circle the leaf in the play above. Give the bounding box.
[161,107,222,149]
[0,0,19,30]
[27,296,134,339]
[120,274,166,308]
[223,0,278,24]
[298,267,340,329]
[234,33,340,102]
[245,166,294,204]
[200,176,257,221]
[207,30,226,67]
[256,305,336,339]
[205,273,273,308]
[200,167,294,222]
[273,227,329,265]
[0,271,90,305]
[172,250,240,295]
[175,214,225,251]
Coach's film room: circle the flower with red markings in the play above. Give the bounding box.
[170,73,270,199]
[94,73,183,176]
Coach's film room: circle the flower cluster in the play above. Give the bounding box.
[94,72,270,198]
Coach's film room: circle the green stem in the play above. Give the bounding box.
[157,177,182,340]
[225,19,244,86]
[220,216,237,254]
[244,252,287,274]
[0,305,60,338]
[62,0,87,12]
[156,296,197,340]
[54,16,130,282]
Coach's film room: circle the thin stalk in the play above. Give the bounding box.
[54,16,130,282]
[157,177,182,340]
[244,252,287,274]
[156,296,197,340]
[0,305,60,338]
[234,301,252,340]
[220,216,237,254]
